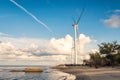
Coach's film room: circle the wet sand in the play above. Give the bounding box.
[59,66,120,80]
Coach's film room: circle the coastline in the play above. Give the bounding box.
[0,66,76,80]
[1,65,120,80]
[59,66,120,80]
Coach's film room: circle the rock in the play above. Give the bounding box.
[24,67,43,72]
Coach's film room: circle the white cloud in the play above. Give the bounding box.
[114,9,120,13]
[76,34,98,63]
[103,15,120,28]
[103,9,120,28]
[47,34,73,55]
[0,32,10,36]
[0,33,97,65]
[77,34,91,55]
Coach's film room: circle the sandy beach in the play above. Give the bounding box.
[59,66,120,80]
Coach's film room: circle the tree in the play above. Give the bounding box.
[89,52,101,68]
[98,41,120,67]
[114,53,120,65]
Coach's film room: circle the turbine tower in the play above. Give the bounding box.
[72,8,85,65]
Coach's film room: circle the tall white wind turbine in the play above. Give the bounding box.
[72,8,85,65]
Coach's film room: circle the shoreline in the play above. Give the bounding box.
[59,66,91,80]
[0,66,76,80]
[59,66,120,80]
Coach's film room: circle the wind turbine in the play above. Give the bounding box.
[72,8,85,65]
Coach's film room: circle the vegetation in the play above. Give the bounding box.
[89,52,101,68]
[84,41,120,68]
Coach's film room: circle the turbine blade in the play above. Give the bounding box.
[72,17,76,23]
[77,7,85,24]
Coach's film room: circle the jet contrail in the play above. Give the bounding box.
[10,0,53,33]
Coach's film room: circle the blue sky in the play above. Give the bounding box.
[0,0,119,41]
[0,0,120,65]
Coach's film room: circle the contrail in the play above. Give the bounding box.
[10,0,53,33]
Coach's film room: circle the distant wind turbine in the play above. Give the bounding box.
[10,0,53,33]
[72,8,85,65]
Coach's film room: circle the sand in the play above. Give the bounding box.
[59,66,120,80]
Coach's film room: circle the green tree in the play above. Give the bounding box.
[98,41,120,67]
[89,52,101,68]
[114,53,120,65]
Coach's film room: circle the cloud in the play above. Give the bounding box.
[103,9,120,28]
[0,33,97,65]
[47,34,73,55]
[75,34,98,63]
[103,15,120,28]
[0,32,10,37]
[10,0,53,33]
[114,9,120,13]
[77,34,91,55]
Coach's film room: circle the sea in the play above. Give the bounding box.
[0,65,76,80]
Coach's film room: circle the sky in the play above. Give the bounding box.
[0,0,120,66]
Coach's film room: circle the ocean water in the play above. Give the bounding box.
[0,66,76,80]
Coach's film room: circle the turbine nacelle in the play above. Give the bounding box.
[72,23,78,28]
